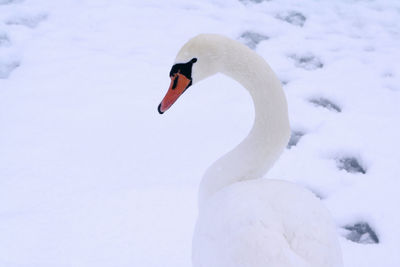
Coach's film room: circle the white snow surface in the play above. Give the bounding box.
[0,0,399,266]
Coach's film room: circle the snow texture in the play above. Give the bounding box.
[239,0,267,4]
[1,0,400,266]
[0,0,22,5]
[6,13,47,28]
[0,33,11,46]
[0,60,19,78]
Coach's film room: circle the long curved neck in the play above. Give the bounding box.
[198,42,290,208]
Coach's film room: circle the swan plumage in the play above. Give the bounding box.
[158,34,343,267]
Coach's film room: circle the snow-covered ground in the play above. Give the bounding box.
[1,0,399,266]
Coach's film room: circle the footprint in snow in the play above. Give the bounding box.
[287,130,304,149]
[239,31,269,49]
[290,54,323,70]
[336,156,366,174]
[343,222,379,244]
[6,13,48,29]
[309,97,341,112]
[277,11,307,27]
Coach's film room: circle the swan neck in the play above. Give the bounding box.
[199,44,290,207]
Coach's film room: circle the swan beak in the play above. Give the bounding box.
[158,73,192,114]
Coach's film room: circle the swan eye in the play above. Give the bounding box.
[169,58,197,80]
[172,75,179,90]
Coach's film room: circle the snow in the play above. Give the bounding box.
[1,0,399,266]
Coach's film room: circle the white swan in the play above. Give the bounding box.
[158,34,343,267]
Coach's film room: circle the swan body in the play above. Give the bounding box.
[158,34,343,267]
[193,180,342,267]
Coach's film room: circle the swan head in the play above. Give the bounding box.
[158,57,197,114]
[158,34,226,114]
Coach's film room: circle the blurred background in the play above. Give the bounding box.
[1,0,399,266]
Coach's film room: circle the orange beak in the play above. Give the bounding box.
[158,73,192,114]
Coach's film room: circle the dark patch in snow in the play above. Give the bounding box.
[290,54,323,70]
[239,31,269,49]
[343,222,379,244]
[336,157,366,174]
[0,61,20,79]
[0,34,11,47]
[287,130,304,149]
[277,11,306,27]
[309,97,341,112]
[6,13,48,28]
